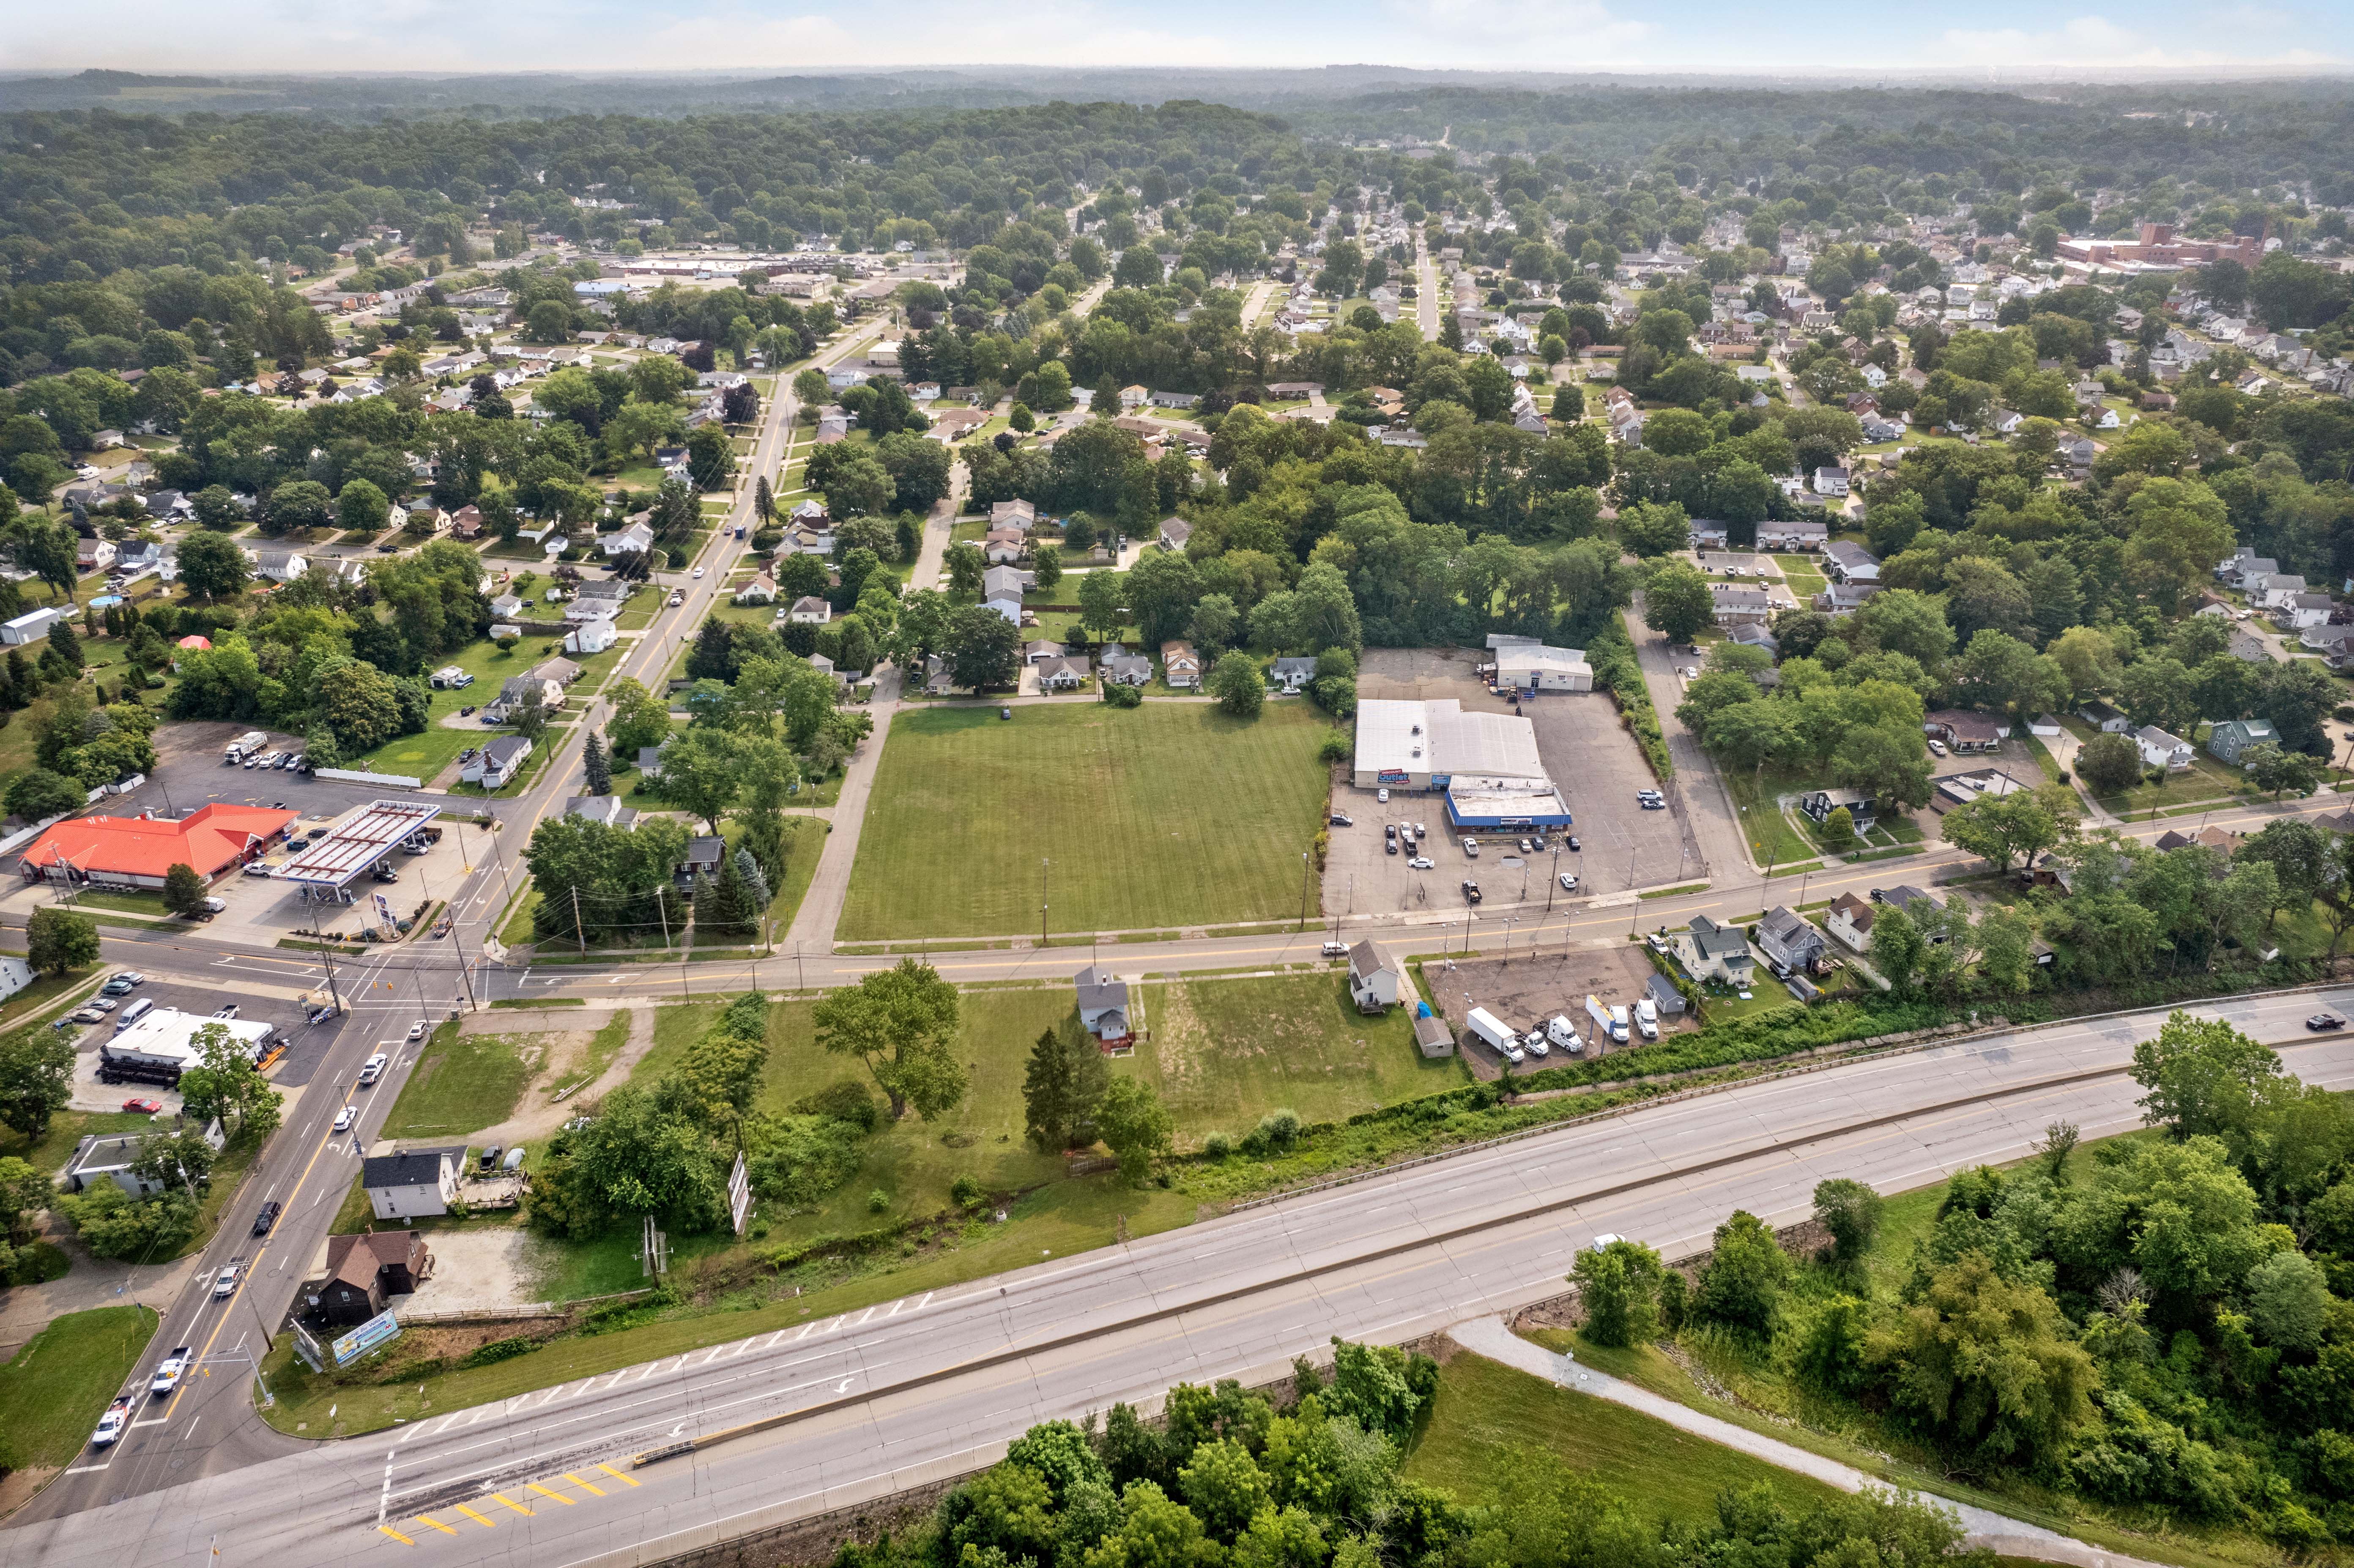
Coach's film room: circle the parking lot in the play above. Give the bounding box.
[63,974,345,1118]
[1427,946,1688,1075]
[1328,648,1696,917]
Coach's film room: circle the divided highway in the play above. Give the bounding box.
[11,990,2351,1568]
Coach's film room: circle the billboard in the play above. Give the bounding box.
[727,1149,752,1236]
[331,1308,402,1366]
[372,892,396,933]
[1376,769,1410,786]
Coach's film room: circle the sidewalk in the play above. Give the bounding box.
[1448,1317,2165,1568]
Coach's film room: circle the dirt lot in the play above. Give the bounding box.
[1426,943,1691,1075]
[391,1222,552,1313]
[1338,648,1697,912]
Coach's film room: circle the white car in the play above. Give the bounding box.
[692,565,706,578]
[151,1346,192,1397]
[1409,856,1433,870]
[333,1105,357,1133]
[1560,873,1579,891]
[1927,739,1948,756]
[212,1262,242,1299]
[407,1021,427,1041]
[92,1398,132,1448]
[1376,787,1389,803]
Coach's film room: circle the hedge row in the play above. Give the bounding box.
[1588,622,1672,780]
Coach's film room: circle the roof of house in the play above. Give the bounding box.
[791,596,830,616]
[1829,891,1875,931]
[323,1230,424,1292]
[1759,906,1820,948]
[21,804,297,880]
[1074,963,1128,1013]
[1926,709,2003,742]
[1347,939,1390,985]
[1876,884,1941,913]
[361,1149,454,1190]
[683,835,725,867]
[2212,718,2277,742]
[1684,914,1752,961]
[1645,971,1687,1012]
[2137,724,2188,748]
[481,734,532,768]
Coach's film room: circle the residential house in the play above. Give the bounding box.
[308,1231,434,1329]
[1104,653,1153,687]
[1023,639,1065,665]
[990,499,1037,532]
[788,596,832,624]
[2220,549,2279,587]
[2078,701,2133,733]
[1688,519,1732,550]
[1813,466,1851,497]
[463,735,534,788]
[1075,964,1132,1045]
[1815,583,1881,616]
[1346,940,1403,1013]
[2207,718,2278,765]
[1161,640,1203,688]
[1823,541,1880,582]
[1924,710,2004,755]
[2254,573,2310,611]
[569,580,630,622]
[1159,516,1193,552]
[1710,583,1776,627]
[1119,385,1151,410]
[450,504,484,541]
[2303,624,2354,666]
[1800,788,1877,834]
[564,620,616,655]
[1270,657,1318,693]
[565,794,638,829]
[735,572,778,605]
[1037,656,1091,692]
[983,564,1034,602]
[602,520,657,557]
[1675,915,1756,984]
[1728,624,1779,657]
[64,1119,227,1197]
[2278,591,2336,631]
[637,740,671,780]
[1873,884,1946,934]
[1756,517,1829,551]
[251,550,307,583]
[2136,725,2195,770]
[674,835,726,889]
[1755,906,1828,975]
[983,529,1027,564]
[361,1147,461,1220]
[1825,892,1875,952]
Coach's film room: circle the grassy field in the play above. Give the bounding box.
[0,1305,157,1471]
[1404,1349,1845,1522]
[838,702,1332,939]
[378,1022,537,1139]
[0,1107,156,1177]
[1128,973,1464,1146]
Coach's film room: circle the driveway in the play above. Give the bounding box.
[783,661,903,953]
[1620,603,1749,880]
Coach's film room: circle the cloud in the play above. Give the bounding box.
[1930,12,2340,68]
[1377,0,1651,63]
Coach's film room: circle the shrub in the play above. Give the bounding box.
[1239,1108,1303,1157]
[790,1078,881,1132]
[1202,1132,1232,1159]
[1104,683,1142,708]
[459,1335,538,1369]
[868,1188,891,1212]
[950,1174,985,1210]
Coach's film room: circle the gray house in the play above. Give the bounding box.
[1075,964,1131,1043]
[2207,718,2277,765]
[1755,906,1827,975]
[1675,915,1755,984]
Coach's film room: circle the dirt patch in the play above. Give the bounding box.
[0,1464,59,1521]
[1151,984,1207,1092]
[396,1223,549,1312]
[1426,946,1684,1074]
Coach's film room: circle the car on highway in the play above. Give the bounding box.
[252,1200,282,1236]
[92,1398,132,1448]
[358,1052,388,1085]
[408,1020,428,1041]
[1320,941,1349,958]
[150,1345,192,1397]
[333,1105,357,1133]
[2308,1012,2346,1031]
[669,591,684,607]
[212,1260,243,1298]
[1461,880,1482,903]
[122,1097,163,1114]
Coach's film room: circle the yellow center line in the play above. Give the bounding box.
[489,1491,534,1516]
[377,1526,414,1545]
[451,1503,496,1528]
[414,1516,458,1535]
[525,1483,575,1505]
[563,1472,607,1496]
[595,1463,641,1487]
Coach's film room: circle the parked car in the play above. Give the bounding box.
[479,1145,504,1172]
[1560,873,1579,892]
[1408,855,1433,870]
[1328,813,1352,826]
[1566,836,1582,851]
[251,1200,282,1237]
[1927,739,1949,757]
[1461,837,1479,857]
[70,1006,109,1025]
[88,996,118,1013]
[1517,837,1534,854]
[1385,837,1398,855]
[121,1097,163,1114]
[1462,880,1482,903]
[198,896,226,912]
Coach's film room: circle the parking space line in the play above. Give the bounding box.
[414,1515,458,1535]
[378,1526,414,1545]
[563,1472,606,1496]
[488,1491,534,1516]
[597,1463,641,1487]
[525,1482,574,1505]
[451,1503,495,1527]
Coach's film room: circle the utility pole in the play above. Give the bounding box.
[1040,857,1050,947]
[1546,843,1560,913]
[309,900,344,1013]
[1297,849,1310,932]
[570,884,586,956]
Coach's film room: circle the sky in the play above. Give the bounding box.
[4,0,2349,77]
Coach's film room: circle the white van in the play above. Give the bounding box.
[113,997,155,1032]
[358,1052,388,1086]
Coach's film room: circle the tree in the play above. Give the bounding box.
[2076,731,2143,796]
[606,676,671,761]
[1617,501,1689,559]
[2241,742,2323,800]
[1819,805,1856,856]
[1024,1019,1111,1152]
[161,862,205,918]
[947,604,1021,692]
[265,478,332,535]
[26,906,99,976]
[1940,788,2068,875]
[175,1021,282,1139]
[582,731,611,796]
[2130,1010,2281,1141]
[1642,559,1714,643]
[0,1025,74,1138]
[1034,544,1064,595]
[1080,567,1125,640]
[1693,1210,1788,1336]
[659,725,741,832]
[337,478,390,536]
[813,958,967,1121]
[5,766,84,824]
[1868,904,1924,994]
[1571,1238,1667,1347]
[56,1181,196,1260]
[1207,652,1265,719]
[1812,1178,1883,1262]
[192,484,242,531]
[175,528,248,601]
[1097,1076,1174,1185]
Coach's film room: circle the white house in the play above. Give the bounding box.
[1675,916,1755,984]
[602,521,656,557]
[564,620,617,655]
[463,734,533,789]
[788,596,832,624]
[736,572,779,605]
[1346,940,1402,1013]
[362,1148,460,1220]
[1825,892,1875,952]
[2135,725,2195,771]
[0,607,66,645]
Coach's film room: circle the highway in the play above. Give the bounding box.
[11,988,2351,1567]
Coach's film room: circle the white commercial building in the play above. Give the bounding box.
[1492,643,1593,692]
[1350,699,1571,829]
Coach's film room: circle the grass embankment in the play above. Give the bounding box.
[838,702,1330,940]
[0,1306,157,1472]
[1404,1349,1846,1521]
[378,1023,535,1140]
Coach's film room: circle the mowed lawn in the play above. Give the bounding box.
[840,703,1332,939]
[1404,1349,1844,1523]
[1129,974,1464,1145]
[378,1023,539,1139]
[0,1306,157,1471]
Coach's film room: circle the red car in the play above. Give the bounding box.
[122,1097,163,1114]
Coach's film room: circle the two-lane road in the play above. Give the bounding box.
[12,991,2350,1567]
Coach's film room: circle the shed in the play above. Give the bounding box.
[1412,1007,1455,1058]
[1642,971,1687,1018]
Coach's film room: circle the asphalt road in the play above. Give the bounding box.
[12,990,2352,1567]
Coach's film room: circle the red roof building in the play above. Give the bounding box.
[177,635,212,651]
[19,804,298,890]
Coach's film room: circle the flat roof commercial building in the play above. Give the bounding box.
[1492,644,1593,692]
[1352,699,1571,829]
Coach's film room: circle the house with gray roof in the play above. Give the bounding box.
[1075,964,1132,1044]
[1756,906,1827,975]
[1675,915,1755,984]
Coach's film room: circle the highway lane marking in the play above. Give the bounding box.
[526,1482,575,1505]
[451,1503,495,1527]
[65,1462,109,1474]
[129,1416,171,1427]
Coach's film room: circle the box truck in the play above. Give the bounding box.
[1607,1003,1631,1043]
[1464,1006,1524,1064]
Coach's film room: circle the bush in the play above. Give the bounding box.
[950,1174,985,1210]
[459,1335,538,1369]
[1317,731,1350,764]
[1588,623,1671,779]
[1202,1132,1232,1159]
[1238,1108,1303,1157]
[1104,683,1142,708]
[867,1188,891,1213]
[790,1078,880,1132]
